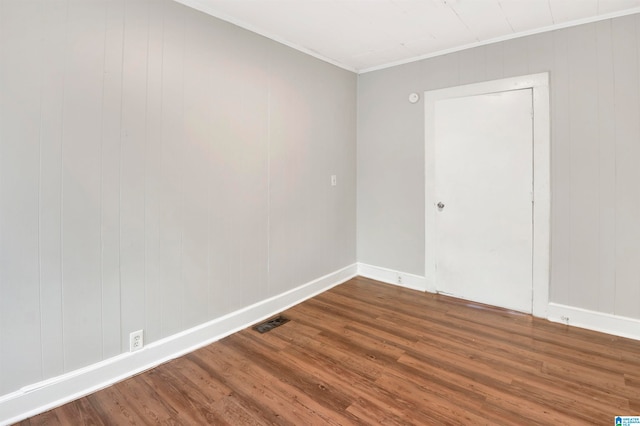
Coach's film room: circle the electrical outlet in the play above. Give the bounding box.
[130,330,144,352]
[331,175,337,186]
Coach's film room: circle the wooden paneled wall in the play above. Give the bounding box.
[0,0,357,396]
[357,15,640,319]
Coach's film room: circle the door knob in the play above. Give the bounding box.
[437,202,445,209]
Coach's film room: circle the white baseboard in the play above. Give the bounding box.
[357,263,430,292]
[357,264,640,342]
[0,264,357,426]
[547,302,640,341]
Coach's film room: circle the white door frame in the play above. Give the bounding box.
[424,73,550,318]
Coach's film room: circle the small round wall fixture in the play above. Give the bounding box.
[409,92,420,104]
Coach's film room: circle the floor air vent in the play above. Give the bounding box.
[253,315,290,333]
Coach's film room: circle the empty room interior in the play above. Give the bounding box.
[2,0,640,424]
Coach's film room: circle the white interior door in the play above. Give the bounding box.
[433,89,533,313]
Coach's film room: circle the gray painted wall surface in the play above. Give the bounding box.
[357,14,640,320]
[0,0,356,396]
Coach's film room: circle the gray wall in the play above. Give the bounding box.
[0,0,356,396]
[358,14,640,320]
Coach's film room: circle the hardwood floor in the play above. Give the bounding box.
[17,276,640,425]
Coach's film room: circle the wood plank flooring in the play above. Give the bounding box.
[17,277,640,425]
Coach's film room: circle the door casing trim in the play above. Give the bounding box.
[424,73,550,318]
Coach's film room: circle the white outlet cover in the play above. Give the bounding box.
[130,330,144,352]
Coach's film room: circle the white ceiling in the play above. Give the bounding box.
[176,0,640,73]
